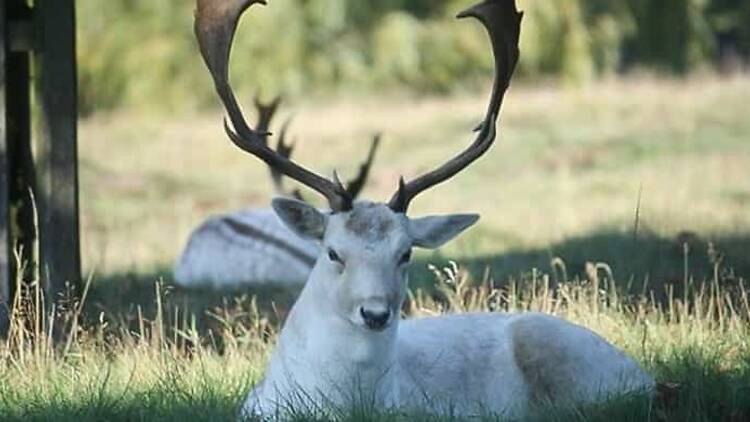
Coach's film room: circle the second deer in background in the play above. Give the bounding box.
[174,97,381,289]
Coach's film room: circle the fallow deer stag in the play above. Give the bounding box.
[174,97,381,288]
[195,0,654,418]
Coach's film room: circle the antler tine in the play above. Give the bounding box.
[195,0,352,211]
[254,95,282,143]
[388,0,522,213]
[254,100,307,201]
[345,134,382,199]
[269,117,297,196]
[275,117,297,159]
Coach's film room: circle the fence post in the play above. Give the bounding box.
[2,0,37,335]
[1,0,83,335]
[33,0,81,298]
[0,0,10,332]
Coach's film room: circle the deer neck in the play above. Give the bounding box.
[265,265,400,406]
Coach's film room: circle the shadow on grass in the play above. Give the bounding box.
[83,266,300,338]
[84,229,750,333]
[413,229,750,296]
[41,229,750,422]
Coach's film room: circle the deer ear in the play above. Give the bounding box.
[272,198,328,240]
[408,214,479,249]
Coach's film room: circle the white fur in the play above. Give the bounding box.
[174,209,317,289]
[240,201,654,419]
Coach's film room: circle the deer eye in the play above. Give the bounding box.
[399,250,412,265]
[327,248,344,265]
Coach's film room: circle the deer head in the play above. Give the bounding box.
[195,0,521,331]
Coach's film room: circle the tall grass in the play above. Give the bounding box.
[1,252,749,420]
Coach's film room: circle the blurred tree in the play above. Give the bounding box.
[76,0,750,113]
[705,0,750,70]
[623,0,715,73]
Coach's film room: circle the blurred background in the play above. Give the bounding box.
[75,0,750,303]
[77,0,750,113]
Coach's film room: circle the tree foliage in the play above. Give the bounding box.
[77,0,750,113]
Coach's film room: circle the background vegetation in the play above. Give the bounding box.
[77,0,750,113]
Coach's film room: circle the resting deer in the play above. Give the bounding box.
[174,97,381,289]
[195,0,655,418]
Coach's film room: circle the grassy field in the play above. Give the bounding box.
[2,263,749,421]
[78,74,750,286]
[2,75,750,420]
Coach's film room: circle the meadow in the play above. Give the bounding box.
[2,75,749,420]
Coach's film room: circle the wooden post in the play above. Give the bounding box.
[2,0,35,335]
[1,0,80,334]
[33,0,81,297]
[6,0,34,293]
[1,0,10,331]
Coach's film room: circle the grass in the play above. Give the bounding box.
[2,74,749,420]
[78,74,750,284]
[1,260,749,421]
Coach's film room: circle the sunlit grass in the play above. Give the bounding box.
[79,75,750,283]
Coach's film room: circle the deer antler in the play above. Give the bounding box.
[195,0,353,211]
[252,96,299,197]
[388,0,522,213]
[272,121,381,202]
[270,117,304,200]
[252,94,381,202]
[254,95,282,140]
[345,134,382,199]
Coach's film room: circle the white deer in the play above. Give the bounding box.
[174,97,381,289]
[194,0,655,418]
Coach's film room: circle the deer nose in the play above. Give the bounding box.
[359,307,391,331]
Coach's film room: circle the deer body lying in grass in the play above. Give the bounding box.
[194,0,655,418]
[174,98,381,289]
